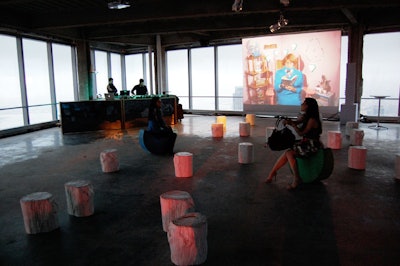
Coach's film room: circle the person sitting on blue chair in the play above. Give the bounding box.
[264,97,323,190]
[139,96,177,155]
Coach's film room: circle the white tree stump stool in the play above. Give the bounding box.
[327,131,342,149]
[265,126,275,142]
[65,180,94,217]
[211,123,223,138]
[160,190,195,232]
[345,121,359,136]
[216,116,226,131]
[20,192,59,234]
[168,212,208,266]
[350,129,364,146]
[174,152,193,178]
[395,154,400,180]
[100,149,119,173]
[239,122,250,137]
[348,146,367,170]
[238,142,254,164]
[245,114,256,126]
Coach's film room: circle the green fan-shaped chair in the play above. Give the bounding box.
[295,148,334,183]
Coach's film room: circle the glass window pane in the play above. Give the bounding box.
[145,52,155,94]
[0,34,23,129]
[95,51,108,96]
[361,98,397,117]
[0,109,24,130]
[28,105,53,124]
[217,45,243,111]
[361,32,400,116]
[53,43,75,120]
[0,35,22,109]
[167,50,189,108]
[23,39,51,106]
[126,54,144,92]
[53,43,75,103]
[23,38,52,124]
[111,53,122,90]
[339,36,348,101]
[178,96,189,110]
[191,47,215,110]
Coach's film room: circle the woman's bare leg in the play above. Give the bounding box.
[286,151,301,189]
[265,150,289,182]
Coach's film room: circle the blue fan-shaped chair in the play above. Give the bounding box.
[139,129,177,155]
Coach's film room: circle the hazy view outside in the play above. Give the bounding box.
[0,32,399,131]
[0,35,23,129]
[111,53,122,91]
[166,50,189,108]
[217,45,244,111]
[191,47,216,110]
[125,54,144,93]
[53,44,75,104]
[361,32,400,116]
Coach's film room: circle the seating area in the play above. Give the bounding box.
[1,114,400,265]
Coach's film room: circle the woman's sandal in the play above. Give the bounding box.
[265,173,277,183]
[287,179,301,190]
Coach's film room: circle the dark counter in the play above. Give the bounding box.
[60,96,177,133]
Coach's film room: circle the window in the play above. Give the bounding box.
[23,38,53,124]
[361,32,400,116]
[126,54,144,92]
[191,47,215,110]
[0,34,23,130]
[111,53,122,90]
[94,51,108,96]
[145,52,155,94]
[53,43,75,119]
[217,45,243,111]
[167,50,189,109]
[339,36,348,108]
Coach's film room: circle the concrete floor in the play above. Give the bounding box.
[1,115,400,266]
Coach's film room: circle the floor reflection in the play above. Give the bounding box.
[1,115,399,168]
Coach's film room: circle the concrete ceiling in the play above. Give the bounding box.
[0,0,399,53]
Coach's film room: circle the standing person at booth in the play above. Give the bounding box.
[265,97,323,190]
[107,78,118,96]
[131,78,148,95]
[274,53,304,105]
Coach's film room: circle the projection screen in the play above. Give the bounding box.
[242,30,342,117]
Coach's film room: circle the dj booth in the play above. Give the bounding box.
[60,95,178,134]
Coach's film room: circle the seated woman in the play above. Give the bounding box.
[140,96,177,155]
[265,97,323,189]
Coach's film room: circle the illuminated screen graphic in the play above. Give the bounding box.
[242,30,342,116]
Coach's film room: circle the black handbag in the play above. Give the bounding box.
[267,117,295,151]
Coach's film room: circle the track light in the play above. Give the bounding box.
[232,0,243,12]
[269,24,280,33]
[108,0,131,10]
[269,13,289,33]
[280,0,290,7]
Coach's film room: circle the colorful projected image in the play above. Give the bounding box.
[242,30,341,108]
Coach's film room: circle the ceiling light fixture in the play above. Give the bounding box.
[269,13,289,33]
[280,0,290,7]
[232,0,243,12]
[108,0,131,10]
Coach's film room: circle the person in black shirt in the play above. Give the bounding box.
[145,96,177,155]
[131,78,148,95]
[107,78,118,96]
